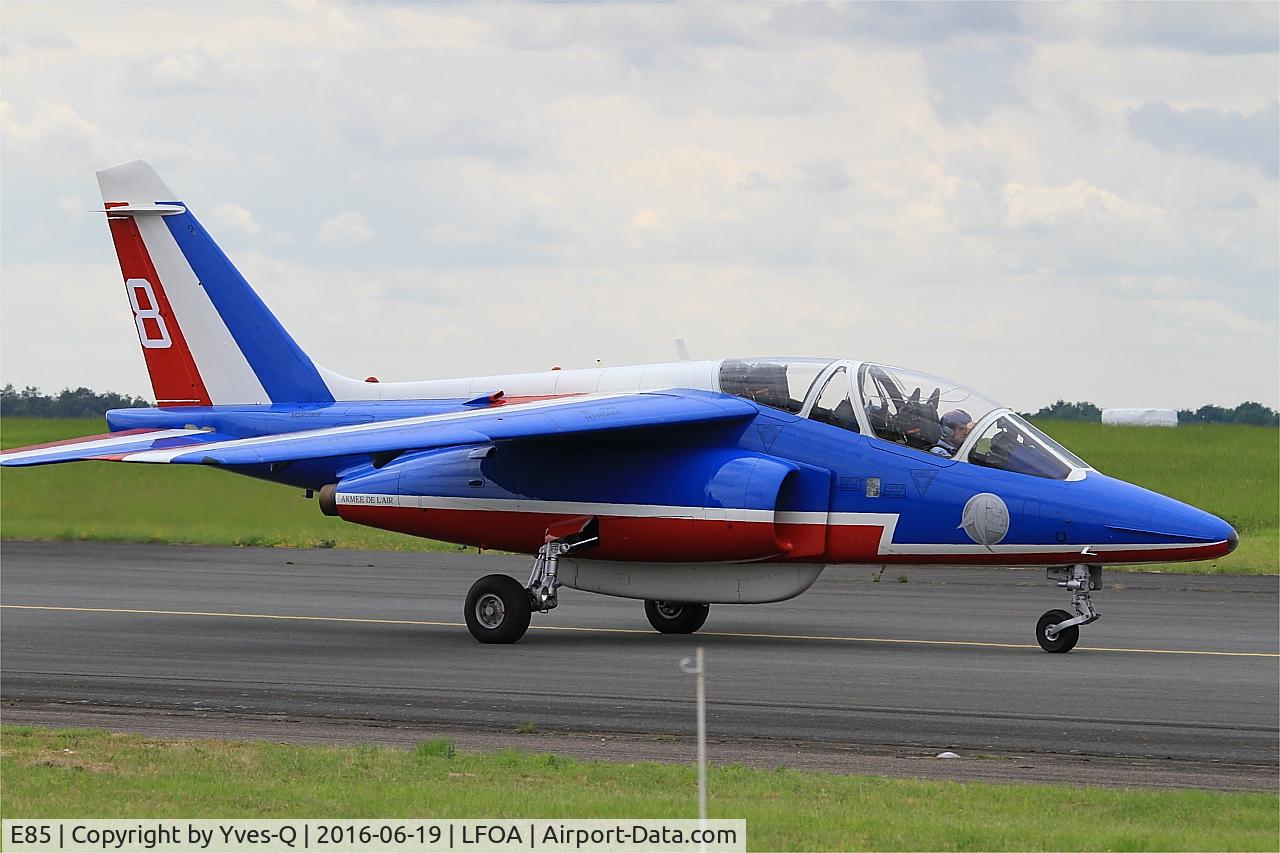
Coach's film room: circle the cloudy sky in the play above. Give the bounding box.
[2,1,1277,410]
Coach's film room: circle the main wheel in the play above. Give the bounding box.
[1036,608,1079,653]
[465,574,532,644]
[644,600,710,634]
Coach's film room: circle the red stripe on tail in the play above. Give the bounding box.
[107,210,211,407]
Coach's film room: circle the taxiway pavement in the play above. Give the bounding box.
[2,542,1276,780]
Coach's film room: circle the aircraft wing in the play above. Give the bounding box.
[0,428,236,467]
[86,391,755,467]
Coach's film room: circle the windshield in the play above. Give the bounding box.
[857,363,1002,453]
[718,358,833,414]
[968,414,1081,479]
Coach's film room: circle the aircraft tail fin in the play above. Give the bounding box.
[96,159,337,406]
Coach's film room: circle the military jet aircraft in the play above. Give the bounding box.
[1,160,1239,649]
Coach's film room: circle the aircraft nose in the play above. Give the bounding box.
[1145,492,1237,558]
[1147,494,1228,538]
[1079,474,1237,562]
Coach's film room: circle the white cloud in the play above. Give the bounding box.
[139,47,246,95]
[1023,2,1279,56]
[628,208,659,231]
[795,160,853,193]
[211,202,261,235]
[318,211,375,245]
[211,202,262,236]
[57,195,86,218]
[1003,180,1166,230]
[0,100,102,164]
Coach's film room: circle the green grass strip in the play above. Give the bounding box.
[1,727,1277,851]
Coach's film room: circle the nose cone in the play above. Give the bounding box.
[1145,491,1238,559]
[1072,473,1238,564]
[1148,493,1234,541]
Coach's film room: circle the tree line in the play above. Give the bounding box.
[1,385,151,419]
[2,384,1277,426]
[1022,399,1279,427]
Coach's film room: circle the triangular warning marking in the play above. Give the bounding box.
[757,424,783,451]
[910,468,937,496]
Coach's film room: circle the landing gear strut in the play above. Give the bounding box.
[1036,563,1101,653]
[464,518,599,644]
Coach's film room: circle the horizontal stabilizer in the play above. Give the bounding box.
[100,204,186,216]
[0,427,235,467]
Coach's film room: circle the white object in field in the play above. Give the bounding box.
[936,751,960,759]
[1101,408,1178,427]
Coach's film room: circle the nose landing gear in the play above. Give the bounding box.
[1036,563,1101,653]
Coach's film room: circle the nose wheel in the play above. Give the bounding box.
[1036,564,1101,653]
[1036,608,1079,653]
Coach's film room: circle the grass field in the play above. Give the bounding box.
[0,418,459,553]
[2,727,1276,852]
[1,417,1276,573]
[1028,421,1278,574]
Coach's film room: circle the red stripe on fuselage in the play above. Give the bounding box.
[338,505,1233,565]
[490,393,584,407]
[106,210,211,407]
[339,506,790,562]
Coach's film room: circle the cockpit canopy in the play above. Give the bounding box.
[858,363,1001,452]
[717,358,834,414]
[717,358,1089,480]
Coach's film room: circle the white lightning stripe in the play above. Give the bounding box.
[336,495,1223,555]
[338,493,779,522]
[0,429,206,463]
[120,391,659,463]
[135,216,270,405]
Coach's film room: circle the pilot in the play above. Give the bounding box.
[931,409,974,458]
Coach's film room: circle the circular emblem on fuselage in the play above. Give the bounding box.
[960,492,1010,549]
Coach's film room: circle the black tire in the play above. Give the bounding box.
[644,600,710,634]
[1036,608,1079,653]
[465,574,532,644]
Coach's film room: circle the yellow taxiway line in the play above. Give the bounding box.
[2,603,1276,658]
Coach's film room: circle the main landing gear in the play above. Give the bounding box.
[1036,564,1101,653]
[464,519,599,644]
[644,600,710,634]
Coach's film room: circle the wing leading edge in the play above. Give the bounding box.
[0,428,235,467]
[70,390,756,467]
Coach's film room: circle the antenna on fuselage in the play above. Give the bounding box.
[675,338,691,361]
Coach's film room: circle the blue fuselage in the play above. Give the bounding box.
[106,398,1237,567]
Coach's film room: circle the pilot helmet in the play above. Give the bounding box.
[939,409,973,441]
